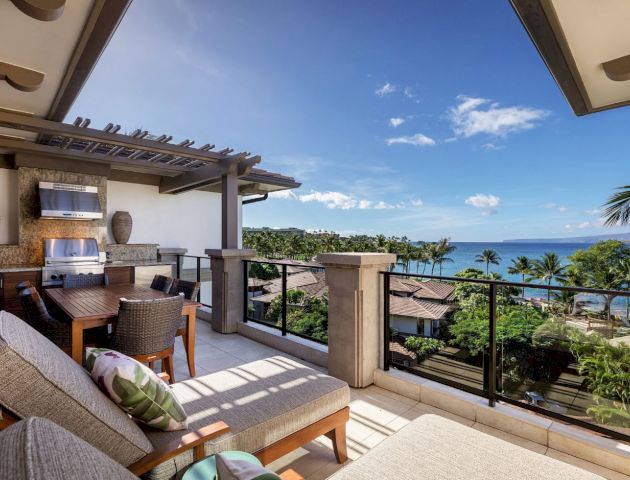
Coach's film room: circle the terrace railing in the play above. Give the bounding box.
[175,255,211,308]
[382,271,630,442]
[243,259,328,345]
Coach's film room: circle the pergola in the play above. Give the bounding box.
[0,109,300,248]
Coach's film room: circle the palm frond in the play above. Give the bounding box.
[602,185,630,226]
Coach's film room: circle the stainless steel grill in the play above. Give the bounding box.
[42,238,104,286]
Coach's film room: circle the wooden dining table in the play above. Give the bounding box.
[45,284,200,373]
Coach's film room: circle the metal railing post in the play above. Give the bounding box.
[176,254,181,279]
[281,264,287,336]
[196,256,201,303]
[384,272,391,371]
[488,282,497,407]
[243,260,248,323]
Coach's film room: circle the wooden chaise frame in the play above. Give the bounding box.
[0,405,349,479]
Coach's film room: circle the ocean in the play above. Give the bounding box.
[393,241,629,317]
[397,242,590,280]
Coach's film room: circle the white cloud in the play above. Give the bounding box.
[448,95,549,138]
[375,82,396,97]
[268,189,297,199]
[404,87,415,99]
[410,198,423,207]
[444,137,457,143]
[465,193,501,216]
[558,205,568,213]
[386,133,436,147]
[374,201,394,210]
[285,190,397,211]
[298,191,359,209]
[481,143,503,151]
[389,117,405,128]
[585,208,601,215]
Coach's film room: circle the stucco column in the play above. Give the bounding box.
[316,252,396,388]
[206,248,256,333]
[221,173,239,249]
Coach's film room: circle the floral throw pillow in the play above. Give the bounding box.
[85,348,188,431]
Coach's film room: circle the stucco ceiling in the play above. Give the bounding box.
[548,0,630,110]
[0,0,94,140]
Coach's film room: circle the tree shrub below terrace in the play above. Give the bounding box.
[404,336,445,362]
[449,304,550,385]
[534,320,630,427]
[265,289,329,343]
[249,262,280,280]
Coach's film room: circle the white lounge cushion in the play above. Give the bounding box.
[145,356,350,480]
[329,414,604,480]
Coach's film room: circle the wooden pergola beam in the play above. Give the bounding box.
[0,110,239,164]
[0,136,187,175]
[159,153,261,195]
[159,161,231,194]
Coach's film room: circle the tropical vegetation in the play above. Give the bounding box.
[475,249,501,275]
[603,185,630,226]
[404,336,445,362]
[265,289,329,343]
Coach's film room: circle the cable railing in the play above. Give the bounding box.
[382,271,630,441]
[175,255,211,308]
[243,259,328,345]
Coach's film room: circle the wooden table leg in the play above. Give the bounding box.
[71,321,85,365]
[185,309,196,377]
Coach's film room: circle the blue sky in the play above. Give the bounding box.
[69,0,630,242]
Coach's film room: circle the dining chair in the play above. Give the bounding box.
[18,287,71,352]
[62,273,109,289]
[18,287,107,355]
[109,295,185,383]
[168,279,201,376]
[150,274,174,293]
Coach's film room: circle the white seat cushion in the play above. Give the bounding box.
[145,356,350,480]
[329,414,605,480]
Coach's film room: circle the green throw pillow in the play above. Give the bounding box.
[85,348,188,431]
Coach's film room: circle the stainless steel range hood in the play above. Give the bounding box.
[39,182,103,220]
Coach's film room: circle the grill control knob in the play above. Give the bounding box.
[50,274,58,280]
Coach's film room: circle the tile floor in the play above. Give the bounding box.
[169,320,628,480]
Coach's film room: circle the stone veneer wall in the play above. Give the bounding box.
[106,244,158,261]
[0,167,107,265]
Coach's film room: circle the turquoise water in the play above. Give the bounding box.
[399,242,590,280]
[394,242,629,317]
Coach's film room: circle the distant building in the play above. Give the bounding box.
[244,227,306,235]
[389,278,456,337]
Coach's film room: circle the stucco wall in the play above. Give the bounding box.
[106,181,242,256]
[0,169,18,245]
[391,314,418,335]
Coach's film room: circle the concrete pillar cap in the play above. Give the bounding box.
[316,252,396,267]
[205,248,256,258]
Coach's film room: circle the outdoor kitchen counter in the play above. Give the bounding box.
[0,264,42,273]
[105,260,175,268]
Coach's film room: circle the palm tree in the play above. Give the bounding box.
[507,256,531,297]
[475,249,501,275]
[530,252,567,302]
[415,243,431,274]
[602,185,630,226]
[428,238,456,276]
[396,241,415,274]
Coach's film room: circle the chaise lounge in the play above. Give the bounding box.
[0,311,350,479]
[0,411,607,480]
